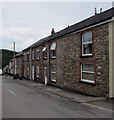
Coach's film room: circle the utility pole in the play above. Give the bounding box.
[13,42,15,75]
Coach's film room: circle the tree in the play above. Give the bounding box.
[0,49,17,69]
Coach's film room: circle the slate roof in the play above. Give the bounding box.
[23,7,114,51]
[15,52,23,58]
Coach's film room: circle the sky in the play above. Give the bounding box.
[0,2,113,51]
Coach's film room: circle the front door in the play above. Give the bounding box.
[44,66,47,85]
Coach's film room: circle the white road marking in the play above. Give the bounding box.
[7,88,16,96]
[83,102,114,113]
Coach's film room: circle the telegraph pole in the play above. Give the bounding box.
[13,42,15,75]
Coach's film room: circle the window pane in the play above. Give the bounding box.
[37,50,40,59]
[52,65,56,72]
[43,50,47,58]
[52,73,56,80]
[36,67,39,77]
[82,64,94,72]
[50,42,56,50]
[42,47,47,51]
[82,72,94,81]
[52,50,56,57]
[83,32,92,43]
[83,43,92,54]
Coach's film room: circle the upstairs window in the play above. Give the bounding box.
[51,65,56,82]
[50,42,56,58]
[42,46,47,59]
[36,49,40,60]
[82,31,92,56]
[23,53,25,62]
[81,63,95,84]
[32,50,35,60]
[27,52,29,62]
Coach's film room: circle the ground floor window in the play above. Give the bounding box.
[51,65,56,82]
[36,66,39,78]
[27,66,29,77]
[81,63,95,84]
[32,66,34,80]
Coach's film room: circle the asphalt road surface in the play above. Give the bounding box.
[2,76,112,118]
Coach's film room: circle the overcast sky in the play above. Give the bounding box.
[1,2,112,51]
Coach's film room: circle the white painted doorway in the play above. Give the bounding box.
[32,66,34,81]
[44,66,48,85]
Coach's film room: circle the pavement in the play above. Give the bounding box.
[6,76,108,103]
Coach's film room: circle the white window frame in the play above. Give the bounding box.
[82,31,92,56]
[51,65,56,82]
[42,47,47,52]
[51,50,56,59]
[42,46,47,59]
[36,66,39,78]
[81,63,95,84]
[50,42,56,58]
[50,42,56,50]
[36,49,40,60]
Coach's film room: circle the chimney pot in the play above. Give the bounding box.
[95,7,97,15]
[51,28,55,35]
[100,8,102,13]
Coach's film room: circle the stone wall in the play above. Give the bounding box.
[54,23,109,97]
[21,23,109,97]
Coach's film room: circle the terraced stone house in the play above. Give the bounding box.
[13,7,114,98]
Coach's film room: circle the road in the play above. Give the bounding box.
[2,76,112,118]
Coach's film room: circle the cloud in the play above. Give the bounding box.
[1,2,111,51]
[1,27,42,51]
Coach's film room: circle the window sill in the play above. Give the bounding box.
[51,79,56,83]
[43,57,48,60]
[80,55,93,58]
[80,79,96,86]
[36,58,40,61]
[51,56,56,59]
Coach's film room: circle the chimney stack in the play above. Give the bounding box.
[51,28,55,35]
[94,7,97,15]
[100,8,102,13]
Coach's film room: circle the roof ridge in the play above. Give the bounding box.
[23,7,114,51]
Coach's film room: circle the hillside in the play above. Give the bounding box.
[0,49,17,69]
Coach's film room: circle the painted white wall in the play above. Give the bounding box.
[109,19,114,98]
